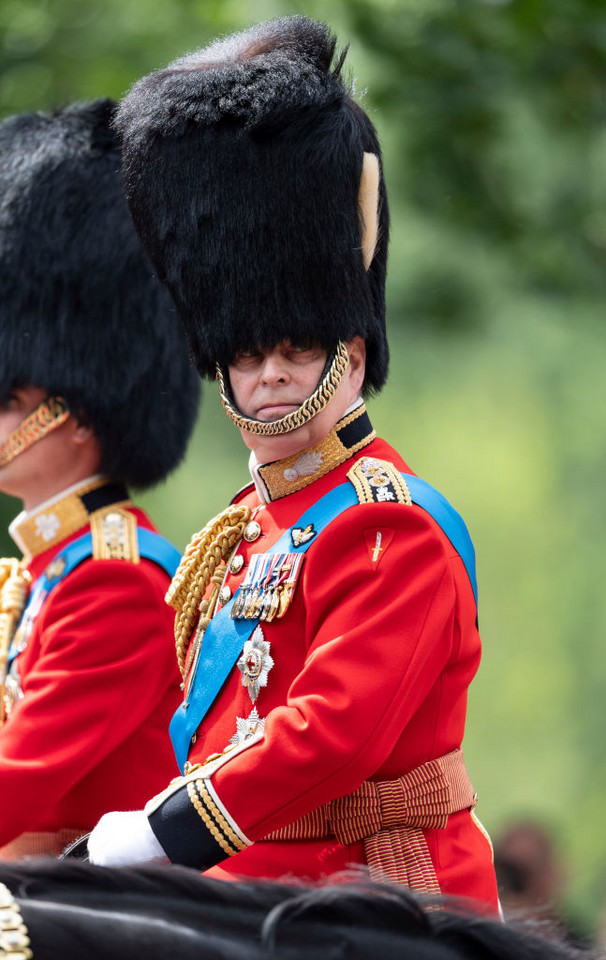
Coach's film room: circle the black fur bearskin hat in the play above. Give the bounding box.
[0,98,200,489]
[115,16,390,394]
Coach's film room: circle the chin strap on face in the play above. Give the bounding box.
[216,340,350,437]
[0,397,70,468]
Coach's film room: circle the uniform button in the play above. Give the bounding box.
[219,585,232,605]
[183,761,193,775]
[243,520,262,542]
[230,554,244,574]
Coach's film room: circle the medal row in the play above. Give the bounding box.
[231,552,303,622]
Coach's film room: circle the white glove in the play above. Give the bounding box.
[87,810,169,867]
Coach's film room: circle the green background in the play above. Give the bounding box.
[1,0,605,934]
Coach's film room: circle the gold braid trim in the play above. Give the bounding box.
[166,505,252,678]
[0,560,31,726]
[347,457,413,506]
[0,882,33,959]
[216,341,350,436]
[195,780,248,853]
[186,781,240,857]
[0,397,69,468]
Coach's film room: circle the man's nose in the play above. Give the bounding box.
[260,353,290,385]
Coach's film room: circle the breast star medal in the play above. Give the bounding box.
[237,626,274,703]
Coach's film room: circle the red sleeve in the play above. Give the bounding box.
[212,502,464,839]
[0,558,176,846]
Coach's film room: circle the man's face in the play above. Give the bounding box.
[0,386,44,438]
[227,337,366,462]
[228,342,327,424]
[0,387,61,499]
[0,386,50,497]
[0,386,100,509]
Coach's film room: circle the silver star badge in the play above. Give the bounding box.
[237,625,274,703]
[229,707,266,746]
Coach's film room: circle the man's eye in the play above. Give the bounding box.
[233,351,261,365]
[289,345,321,362]
[0,392,18,411]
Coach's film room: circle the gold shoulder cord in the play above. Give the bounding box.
[0,560,31,725]
[0,883,33,959]
[166,505,252,679]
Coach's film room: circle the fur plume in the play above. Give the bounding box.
[0,99,200,488]
[116,17,389,393]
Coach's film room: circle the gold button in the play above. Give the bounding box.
[243,520,262,542]
[230,554,244,574]
[219,585,232,605]
[183,761,192,775]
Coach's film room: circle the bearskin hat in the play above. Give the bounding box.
[115,16,390,394]
[0,99,200,489]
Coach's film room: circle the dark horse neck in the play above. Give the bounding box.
[0,860,583,960]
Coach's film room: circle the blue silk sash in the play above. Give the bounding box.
[169,474,477,771]
[7,529,181,672]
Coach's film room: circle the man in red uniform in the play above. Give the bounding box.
[0,100,200,858]
[88,18,499,910]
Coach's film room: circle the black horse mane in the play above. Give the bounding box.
[0,861,591,960]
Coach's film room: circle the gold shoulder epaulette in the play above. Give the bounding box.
[90,507,140,563]
[346,456,412,506]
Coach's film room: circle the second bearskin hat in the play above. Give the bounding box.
[115,16,390,395]
[0,98,200,488]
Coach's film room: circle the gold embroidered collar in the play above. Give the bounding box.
[252,403,375,503]
[10,476,131,559]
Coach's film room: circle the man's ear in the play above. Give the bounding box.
[358,153,380,270]
[71,415,96,446]
[346,336,367,396]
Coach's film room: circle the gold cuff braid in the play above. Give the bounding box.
[0,882,33,959]
[216,341,350,436]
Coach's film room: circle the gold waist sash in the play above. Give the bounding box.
[264,749,476,894]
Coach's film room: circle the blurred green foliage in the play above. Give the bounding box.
[1,0,605,934]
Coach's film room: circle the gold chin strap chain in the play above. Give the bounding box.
[216,340,350,436]
[0,882,33,959]
[0,397,70,468]
[166,505,252,680]
[0,560,31,725]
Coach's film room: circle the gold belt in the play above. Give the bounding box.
[265,749,476,894]
[0,828,86,861]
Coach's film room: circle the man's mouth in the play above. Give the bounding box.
[255,402,301,421]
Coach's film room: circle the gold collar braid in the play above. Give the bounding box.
[0,882,33,959]
[166,504,252,679]
[0,397,69,468]
[216,341,350,436]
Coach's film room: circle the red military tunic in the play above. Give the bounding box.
[148,409,498,911]
[0,477,182,856]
